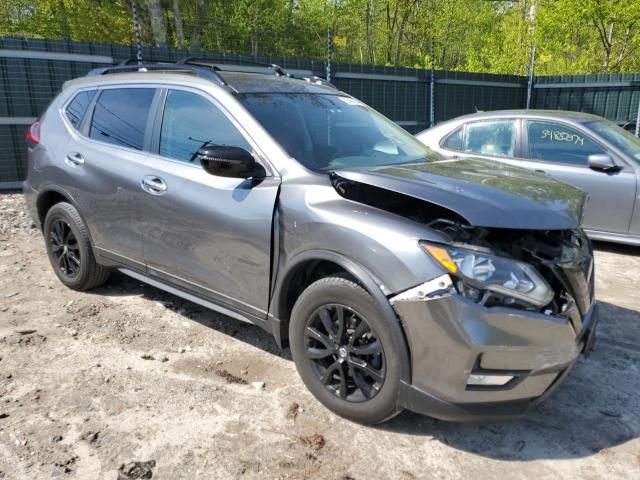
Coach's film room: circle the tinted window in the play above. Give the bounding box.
[159,90,250,163]
[443,127,463,150]
[89,88,155,150]
[464,120,516,157]
[528,121,605,165]
[239,93,436,171]
[65,90,96,130]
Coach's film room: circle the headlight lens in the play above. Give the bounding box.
[421,242,554,308]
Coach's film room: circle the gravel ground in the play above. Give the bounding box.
[0,192,638,479]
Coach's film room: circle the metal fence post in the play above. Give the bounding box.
[635,91,640,137]
[326,27,332,83]
[131,0,143,65]
[429,37,435,127]
[526,44,535,110]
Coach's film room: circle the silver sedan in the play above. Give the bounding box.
[416,110,640,246]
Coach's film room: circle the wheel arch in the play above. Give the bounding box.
[269,249,411,383]
[36,187,96,248]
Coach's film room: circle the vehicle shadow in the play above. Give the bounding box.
[93,273,639,461]
[92,271,290,359]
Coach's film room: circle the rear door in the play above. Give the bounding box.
[62,86,157,268]
[140,87,280,321]
[521,120,636,234]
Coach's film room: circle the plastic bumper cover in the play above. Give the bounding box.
[392,277,598,421]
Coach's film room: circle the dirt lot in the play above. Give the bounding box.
[0,192,638,479]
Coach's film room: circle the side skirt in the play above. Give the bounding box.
[118,268,257,326]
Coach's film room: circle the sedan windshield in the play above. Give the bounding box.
[587,119,640,162]
[239,93,437,171]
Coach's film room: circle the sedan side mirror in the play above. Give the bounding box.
[197,146,263,179]
[587,154,619,172]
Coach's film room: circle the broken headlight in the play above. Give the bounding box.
[420,242,554,308]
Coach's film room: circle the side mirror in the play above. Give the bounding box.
[587,154,619,172]
[197,146,263,179]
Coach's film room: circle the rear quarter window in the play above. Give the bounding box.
[442,127,463,150]
[64,90,96,130]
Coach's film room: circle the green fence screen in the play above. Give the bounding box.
[1,37,639,186]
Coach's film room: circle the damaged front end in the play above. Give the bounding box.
[419,221,595,334]
[331,171,595,334]
[330,170,598,420]
[391,222,598,420]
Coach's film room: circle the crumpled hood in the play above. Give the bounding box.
[334,158,586,229]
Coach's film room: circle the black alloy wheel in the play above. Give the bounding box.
[49,219,81,277]
[43,202,110,291]
[304,303,386,402]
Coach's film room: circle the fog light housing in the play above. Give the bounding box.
[467,374,514,386]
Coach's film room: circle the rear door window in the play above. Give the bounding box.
[89,88,155,151]
[65,90,96,130]
[464,120,517,157]
[527,121,605,166]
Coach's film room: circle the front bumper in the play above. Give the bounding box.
[392,280,598,422]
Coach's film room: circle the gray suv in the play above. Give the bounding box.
[23,60,598,424]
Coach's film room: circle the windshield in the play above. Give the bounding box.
[239,93,437,171]
[586,119,640,162]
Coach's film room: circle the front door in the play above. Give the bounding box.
[522,120,636,234]
[140,88,280,321]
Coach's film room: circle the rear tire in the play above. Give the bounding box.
[43,202,110,291]
[289,276,403,424]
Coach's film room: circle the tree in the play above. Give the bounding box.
[172,0,184,49]
[2,0,639,75]
[145,0,167,47]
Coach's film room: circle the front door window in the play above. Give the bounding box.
[527,121,605,166]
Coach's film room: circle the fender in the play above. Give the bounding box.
[35,185,98,251]
[269,249,411,384]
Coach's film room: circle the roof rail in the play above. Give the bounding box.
[86,63,228,86]
[177,57,292,78]
[117,58,175,66]
[86,59,337,91]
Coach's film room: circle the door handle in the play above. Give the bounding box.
[141,175,168,195]
[65,152,85,167]
[534,169,546,175]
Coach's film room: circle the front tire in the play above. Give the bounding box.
[43,202,110,291]
[289,276,403,424]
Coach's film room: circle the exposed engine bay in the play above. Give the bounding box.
[332,175,594,324]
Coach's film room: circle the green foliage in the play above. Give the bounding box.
[1,0,639,74]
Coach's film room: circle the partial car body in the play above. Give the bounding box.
[24,65,597,424]
[416,110,640,246]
